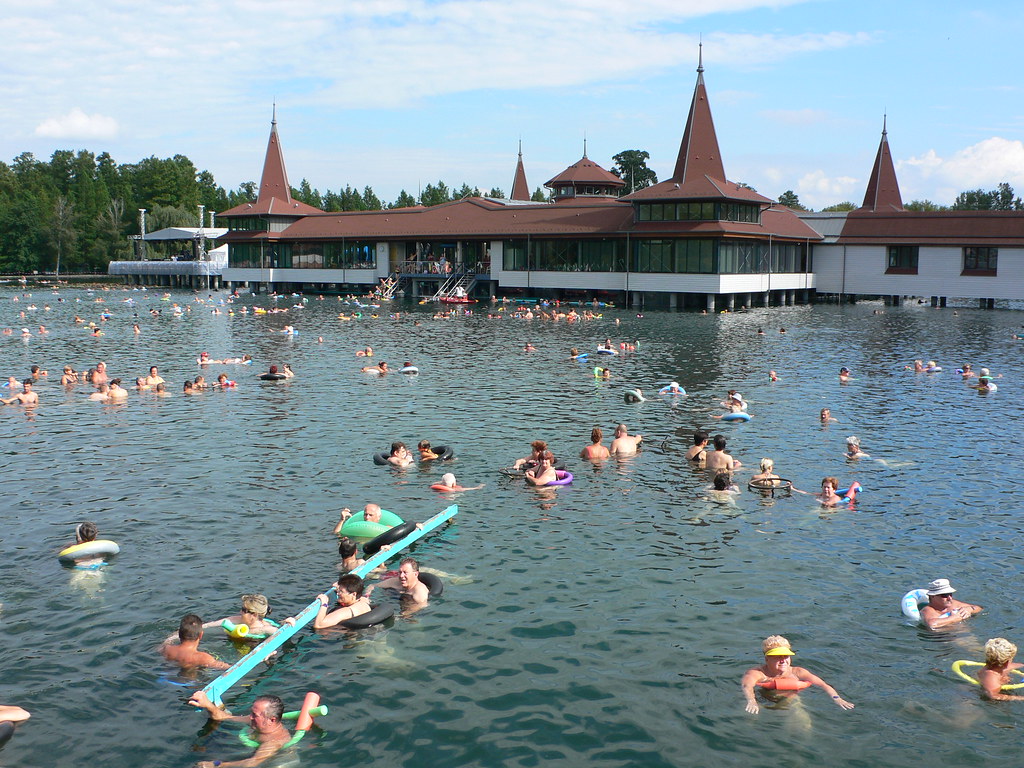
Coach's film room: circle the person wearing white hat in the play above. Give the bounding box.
[920,579,982,630]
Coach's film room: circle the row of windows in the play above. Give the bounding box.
[636,202,760,223]
[886,246,1000,275]
[227,217,269,231]
[502,239,810,274]
[228,242,375,269]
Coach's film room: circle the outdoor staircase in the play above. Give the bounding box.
[376,273,400,299]
[431,271,475,300]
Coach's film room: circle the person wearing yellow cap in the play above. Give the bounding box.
[741,635,855,715]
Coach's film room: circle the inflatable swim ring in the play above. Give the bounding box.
[258,373,287,381]
[951,660,1024,690]
[548,470,574,486]
[339,603,395,629]
[624,389,645,404]
[418,571,444,597]
[596,347,618,355]
[721,412,751,422]
[0,720,15,748]
[747,478,793,494]
[58,540,120,566]
[363,521,418,556]
[901,588,929,622]
[400,366,419,374]
[419,444,455,461]
[658,385,686,395]
[339,509,404,538]
[926,366,942,372]
[756,677,812,691]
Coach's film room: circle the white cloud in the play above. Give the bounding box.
[796,169,859,208]
[901,137,1024,185]
[34,108,119,140]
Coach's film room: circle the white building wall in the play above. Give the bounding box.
[814,245,1024,299]
[222,268,377,285]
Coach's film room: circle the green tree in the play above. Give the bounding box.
[391,190,417,209]
[420,181,451,207]
[294,179,323,209]
[49,196,77,275]
[487,187,504,199]
[362,186,382,210]
[611,150,657,194]
[904,199,946,211]
[820,201,856,212]
[530,187,548,202]
[777,190,807,211]
[453,183,479,199]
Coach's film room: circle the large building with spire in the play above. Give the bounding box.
[806,120,1024,307]
[218,55,1023,308]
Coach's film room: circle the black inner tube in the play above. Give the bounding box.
[363,520,417,556]
[339,602,395,629]
[424,444,455,461]
[258,373,287,381]
[372,452,391,466]
[419,571,444,597]
[0,721,14,749]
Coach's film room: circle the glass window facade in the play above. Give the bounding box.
[226,217,268,231]
[887,245,919,273]
[229,241,375,269]
[503,239,626,272]
[636,202,759,223]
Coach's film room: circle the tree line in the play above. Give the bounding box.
[0,146,1016,274]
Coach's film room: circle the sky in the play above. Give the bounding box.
[2,0,1023,211]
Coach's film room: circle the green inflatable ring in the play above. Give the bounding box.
[339,509,403,538]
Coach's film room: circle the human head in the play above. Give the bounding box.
[759,458,774,473]
[821,476,839,493]
[96,383,109,393]
[980,368,990,377]
[399,557,419,579]
[390,441,407,457]
[30,365,40,375]
[985,638,1017,666]
[76,522,98,543]
[178,613,204,642]
[820,408,830,418]
[150,366,158,375]
[731,392,743,404]
[590,426,603,444]
[337,574,364,600]
[418,439,432,451]
[693,430,709,447]
[251,695,284,731]
[530,440,547,456]
[22,378,33,389]
[194,376,204,385]
[183,381,193,392]
[109,378,122,388]
[846,436,860,448]
[441,472,457,488]
[155,383,166,393]
[269,365,278,374]
[840,367,850,374]
[364,503,382,523]
[217,373,227,383]
[338,537,358,559]
[241,593,269,620]
[713,434,727,451]
[539,450,554,465]
[713,471,731,490]
[762,635,795,657]
[135,377,145,387]
[615,424,627,437]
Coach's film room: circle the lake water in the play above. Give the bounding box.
[2,286,1023,767]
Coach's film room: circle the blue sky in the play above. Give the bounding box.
[3,0,1023,209]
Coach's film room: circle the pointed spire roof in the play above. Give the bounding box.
[221,109,323,217]
[510,141,530,201]
[624,51,769,204]
[859,117,905,212]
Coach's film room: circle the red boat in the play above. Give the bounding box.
[439,295,476,304]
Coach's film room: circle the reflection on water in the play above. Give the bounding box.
[1,287,1023,766]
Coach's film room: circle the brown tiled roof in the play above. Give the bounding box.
[511,146,530,201]
[623,55,770,205]
[545,156,625,188]
[840,210,1024,245]
[859,120,904,212]
[631,207,822,240]
[220,115,323,218]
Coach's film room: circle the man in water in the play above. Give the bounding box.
[92,361,108,386]
[685,430,709,464]
[369,557,430,605]
[334,502,384,534]
[609,424,642,456]
[705,434,741,472]
[144,366,164,387]
[160,614,229,670]
[919,578,982,630]
[189,691,291,768]
[741,635,854,715]
[1,379,38,406]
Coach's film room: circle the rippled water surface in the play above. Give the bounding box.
[2,287,1024,767]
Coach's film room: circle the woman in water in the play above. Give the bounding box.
[580,427,610,460]
[815,477,861,507]
[525,451,559,487]
[387,441,414,468]
[750,458,780,488]
[844,436,869,459]
[313,575,372,629]
[513,440,549,471]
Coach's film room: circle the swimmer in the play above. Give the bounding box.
[29,364,46,378]
[161,614,230,670]
[88,383,110,401]
[62,522,101,566]
[183,381,195,394]
[742,635,854,715]
[769,370,778,382]
[960,364,976,379]
[361,361,388,374]
[367,557,430,605]
[839,367,852,382]
[609,424,642,456]
[524,342,536,352]
[580,426,611,460]
[193,375,208,390]
[660,381,685,395]
[154,382,169,397]
[336,537,366,574]
[976,638,1024,701]
[919,578,982,630]
[386,441,413,468]
[513,440,549,471]
[134,377,150,391]
[356,346,373,357]
[2,379,38,406]
[750,458,780,487]
[709,470,739,498]
[314,574,372,628]
[189,691,291,768]
[432,472,483,492]
[820,408,838,424]
[912,359,926,372]
[844,436,869,459]
[601,367,611,380]
[144,366,164,387]
[202,594,278,638]
[705,434,741,472]
[418,439,440,460]
[60,366,79,385]
[813,477,860,507]
[524,451,559,486]
[685,430,709,464]
[282,364,294,378]
[334,503,385,533]
[720,391,747,411]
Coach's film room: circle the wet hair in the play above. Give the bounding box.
[338,537,358,559]
[155,383,166,393]
[590,426,603,444]
[530,440,547,454]
[822,476,840,491]
[22,378,32,386]
[178,613,204,642]
[269,365,278,374]
[30,365,40,374]
[713,434,726,451]
[109,378,121,387]
[253,695,284,722]
[76,522,98,542]
[418,439,432,450]
[338,574,364,598]
[712,472,732,490]
[985,637,1017,666]
[693,430,709,446]
[762,635,791,654]
[400,557,419,573]
[183,381,193,392]
[759,458,774,473]
[390,441,407,456]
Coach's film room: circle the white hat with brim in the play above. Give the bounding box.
[926,578,956,596]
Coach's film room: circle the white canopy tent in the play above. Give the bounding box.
[141,227,228,241]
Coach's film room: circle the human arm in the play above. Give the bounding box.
[197,737,286,768]
[332,508,353,534]
[920,604,976,630]
[740,669,762,714]
[794,668,854,709]
[189,691,244,722]
[0,705,30,722]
